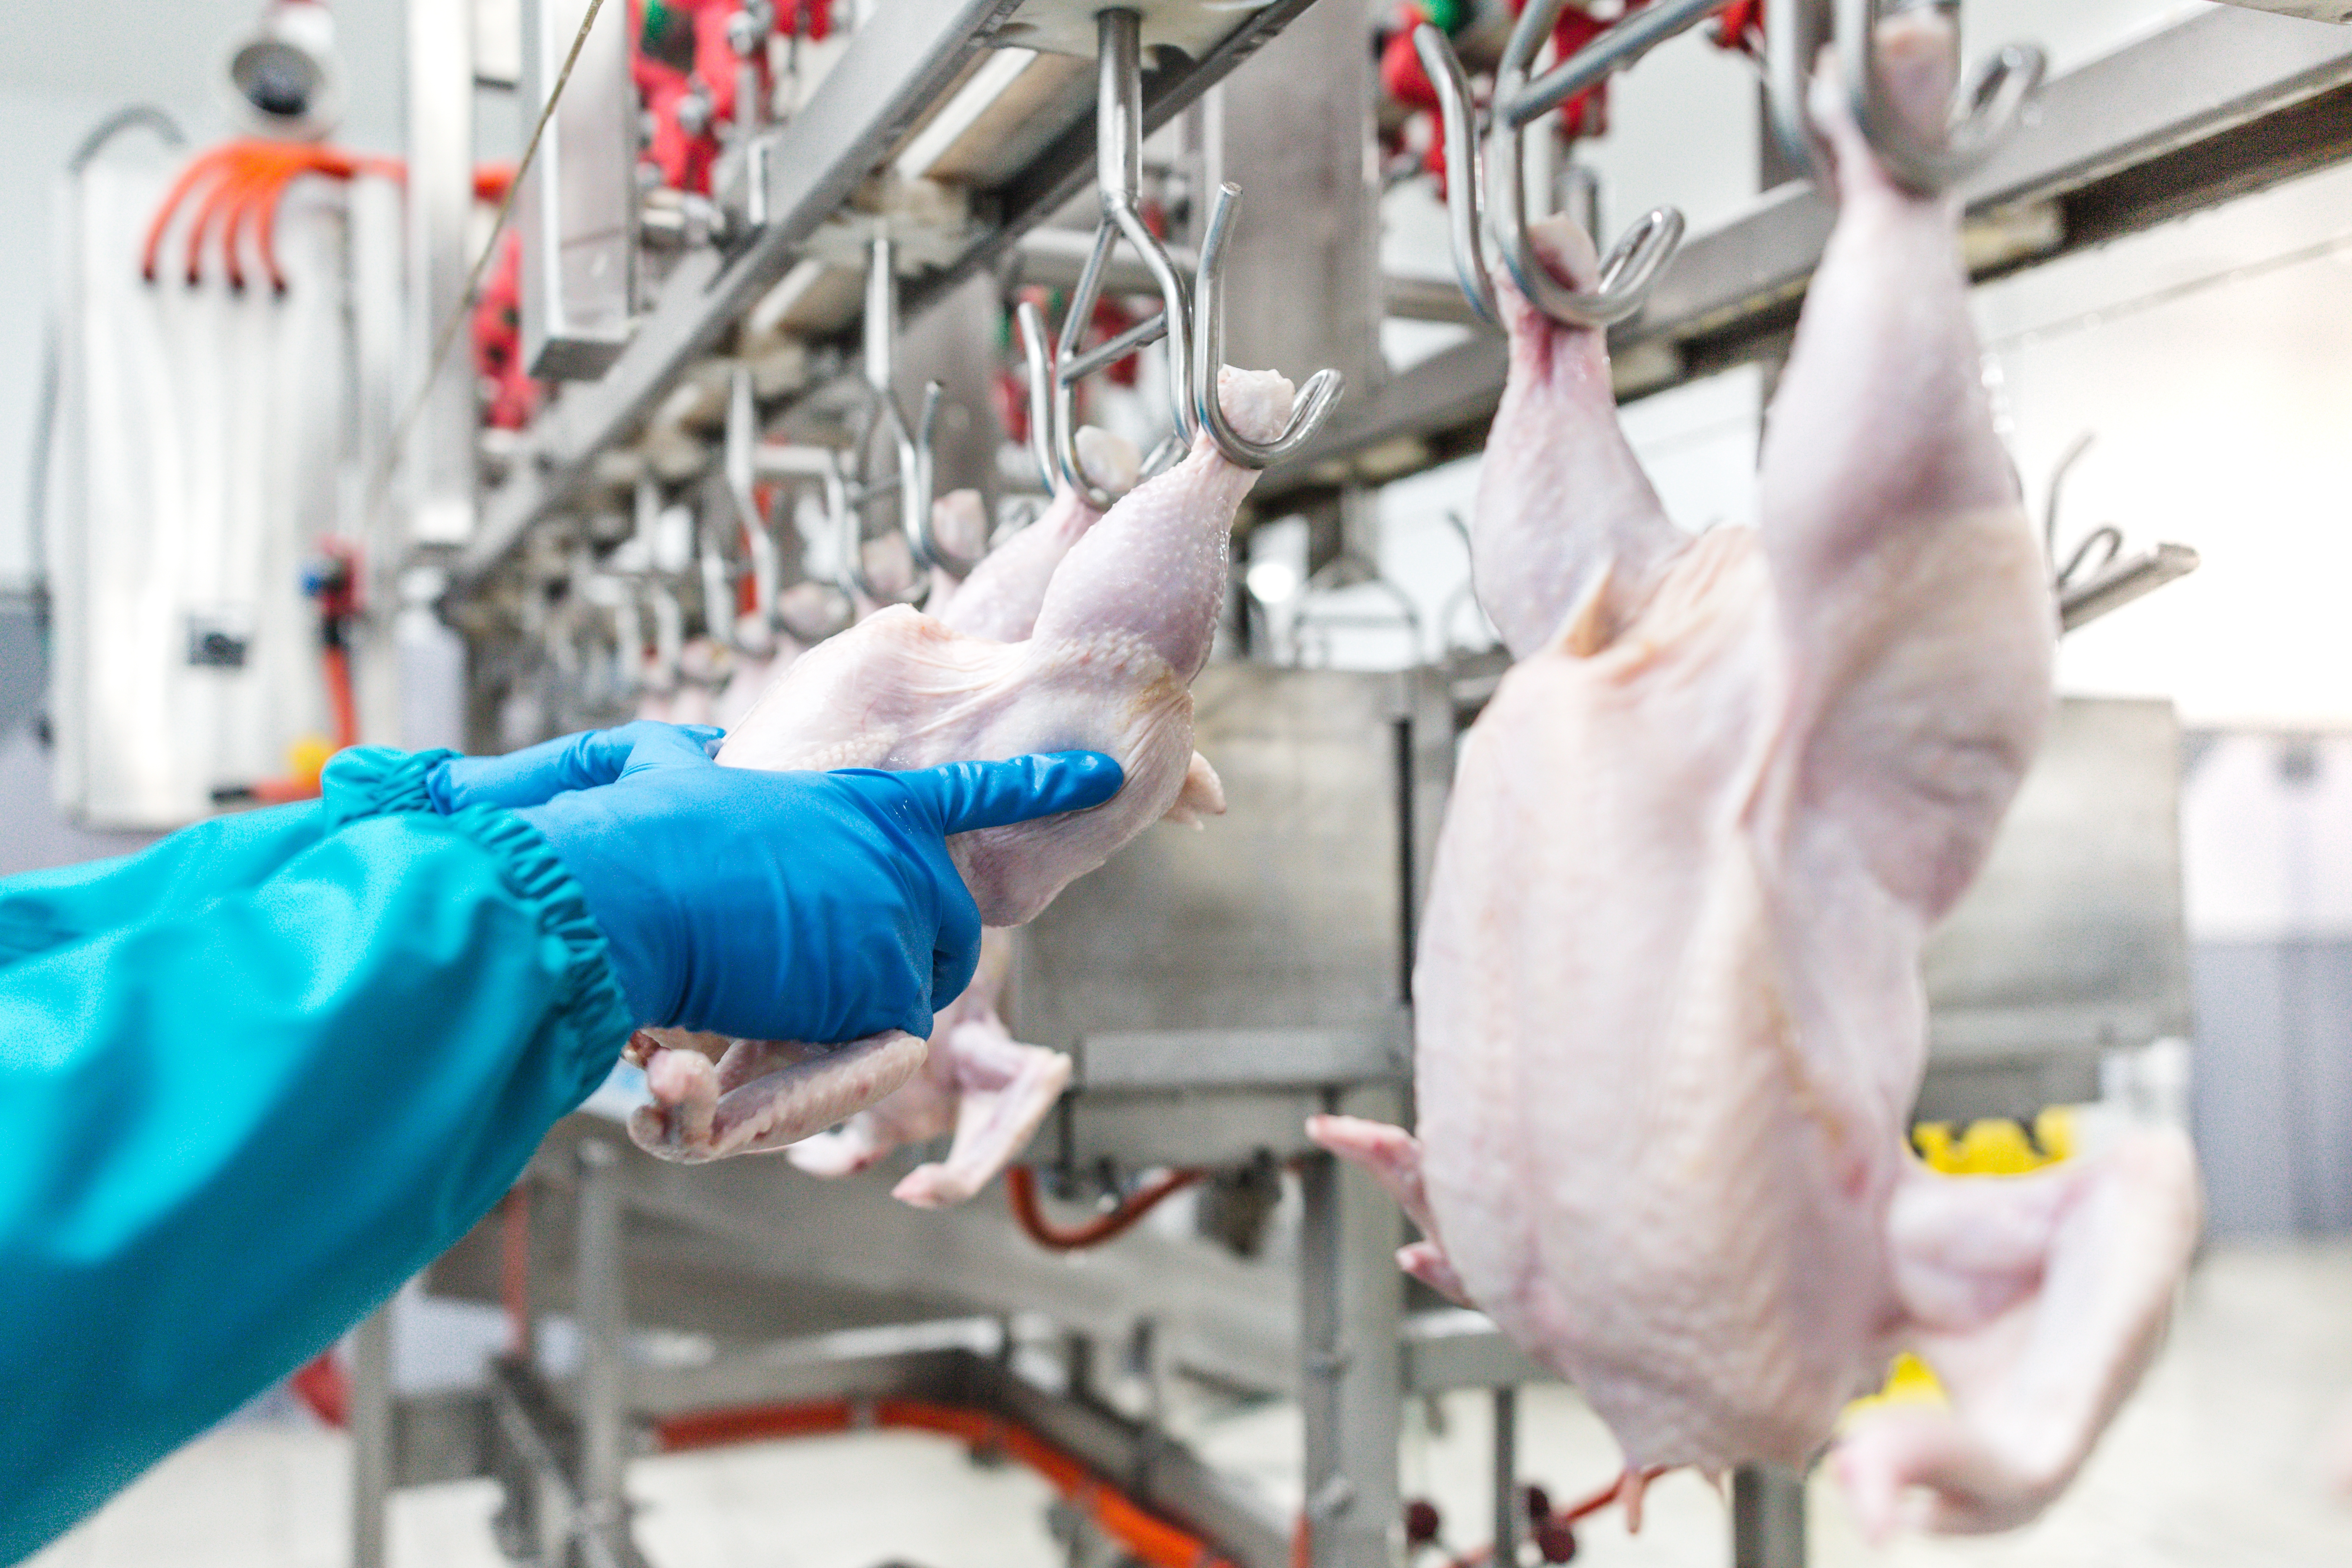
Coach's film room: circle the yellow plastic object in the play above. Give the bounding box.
[287,735,336,791]
[1847,1109,2083,1417]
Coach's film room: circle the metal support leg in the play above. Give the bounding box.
[348,1301,394,1568]
[1731,1464,1806,1568]
[404,0,476,547]
[576,1139,628,1554]
[1490,1387,1516,1568]
[1299,1084,1404,1568]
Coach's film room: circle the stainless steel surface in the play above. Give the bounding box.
[1019,664,1444,1049]
[1397,1310,1552,1394]
[1076,1023,1409,1090]
[1920,697,2191,1121]
[574,1139,628,1541]
[1298,1084,1406,1568]
[1732,1464,1807,1568]
[1490,1386,1518,1568]
[406,0,477,546]
[2059,542,2203,632]
[2210,0,2352,22]
[1210,0,1382,406]
[1506,0,1727,128]
[1262,6,2352,501]
[519,0,636,379]
[349,1302,393,1568]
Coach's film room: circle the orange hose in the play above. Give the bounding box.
[653,1394,1232,1568]
[142,148,230,282]
[1006,1165,1203,1252]
[321,644,358,750]
[183,154,265,285]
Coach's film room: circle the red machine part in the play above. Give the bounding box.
[472,230,540,430]
[632,0,834,194]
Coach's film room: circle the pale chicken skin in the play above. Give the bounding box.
[627,379,1283,1163]
[787,435,1142,1207]
[1312,18,2198,1540]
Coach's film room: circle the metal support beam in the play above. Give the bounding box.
[1490,1387,1517,1568]
[1731,1465,1807,1568]
[576,1139,629,1542]
[404,0,477,547]
[348,1302,394,1568]
[1298,1084,1404,1568]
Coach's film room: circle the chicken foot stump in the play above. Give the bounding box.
[629,382,1281,1163]
[1311,12,2197,1539]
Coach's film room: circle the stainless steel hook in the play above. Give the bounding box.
[1490,0,1685,329]
[1189,184,1345,469]
[1834,0,2043,196]
[1022,8,1344,496]
[1414,10,1685,332]
[720,366,781,650]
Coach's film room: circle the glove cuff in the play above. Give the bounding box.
[440,804,637,1066]
[321,746,461,827]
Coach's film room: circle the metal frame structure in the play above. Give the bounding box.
[375,5,2335,1566]
[453,0,1332,589]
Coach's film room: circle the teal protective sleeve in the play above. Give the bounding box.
[0,748,633,1563]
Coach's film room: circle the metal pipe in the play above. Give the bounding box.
[1731,1464,1806,1568]
[1506,0,1732,129]
[1491,1387,1518,1568]
[576,1139,627,1541]
[348,1302,394,1568]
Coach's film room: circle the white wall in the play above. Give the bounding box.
[0,0,406,591]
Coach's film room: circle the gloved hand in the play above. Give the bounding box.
[426,722,726,813]
[426,722,1123,1043]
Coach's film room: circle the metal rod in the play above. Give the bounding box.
[576,1139,628,1544]
[1297,1085,1405,1568]
[864,233,896,398]
[1060,310,1171,386]
[1098,9,1145,214]
[1491,1386,1518,1568]
[2058,542,2199,632]
[1731,1464,1807,1568]
[348,1301,395,1568]
[1506,0,1732,129]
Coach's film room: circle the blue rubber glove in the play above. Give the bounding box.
[426,723,726,813]
[427,723,1123,1043]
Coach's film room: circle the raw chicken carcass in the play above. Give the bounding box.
[1311,17,2199,1539]
[787,430,1144,1207]
[628,384,1276,1162]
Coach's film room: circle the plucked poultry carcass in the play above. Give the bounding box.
[1310,16,2200,1539]
[788,429,1144,1208]
[628,382,1281,1163]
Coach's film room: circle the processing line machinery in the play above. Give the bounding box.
[347,0,2338,1563]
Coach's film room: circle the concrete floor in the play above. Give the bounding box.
[26,1243,2352,1568]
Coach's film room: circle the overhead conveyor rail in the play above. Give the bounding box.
[1255,3,2352,507]
[454,0,1329,591]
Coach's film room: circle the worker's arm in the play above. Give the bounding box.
[0,729,1122,1562]
[0,748,634,1562]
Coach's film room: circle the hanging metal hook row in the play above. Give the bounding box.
[1020,7,1345,505]
[1766,0,2044,196]
[1414,0,1689,332]
[828,230,970,605]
